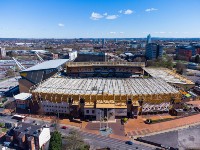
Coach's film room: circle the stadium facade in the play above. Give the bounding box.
[26,62,194,121]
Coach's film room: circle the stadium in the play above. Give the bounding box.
[27,61,194,121]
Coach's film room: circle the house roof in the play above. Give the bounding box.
[14,122,45,137]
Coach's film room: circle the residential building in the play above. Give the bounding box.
[5,123,50,150]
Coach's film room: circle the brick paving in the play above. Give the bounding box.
[125,113,200,137]
[85,119,125,137]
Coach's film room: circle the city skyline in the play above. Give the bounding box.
[0,0,200,38]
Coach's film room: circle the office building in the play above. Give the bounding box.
[146,34,151,44]
[145,43,163,60]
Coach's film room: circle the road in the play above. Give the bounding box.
[0,116,154,150]
[24,117,154,150]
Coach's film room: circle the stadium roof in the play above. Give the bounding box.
[33,77,179,95]
[143,67,194,85]
[22,59,68,72]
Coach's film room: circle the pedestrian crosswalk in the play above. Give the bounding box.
[79,131,153,150]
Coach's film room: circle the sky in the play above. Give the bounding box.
[0,0,200,38]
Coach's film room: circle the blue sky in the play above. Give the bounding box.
[0,0,200,38]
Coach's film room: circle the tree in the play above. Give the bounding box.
[62,130,90,150]
[175,62,186,75]
[5,69,15,77]
[50,116,60,130]
[37,106,45,117]
[195,54,200,63]
[49,131,62,150]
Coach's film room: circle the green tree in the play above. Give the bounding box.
[49,131,62,150]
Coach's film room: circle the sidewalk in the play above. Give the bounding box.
[125,113,200,137]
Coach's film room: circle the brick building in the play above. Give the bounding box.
[5,123,50,150]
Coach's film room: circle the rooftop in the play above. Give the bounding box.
[33,77,179,96]
[22,59,68,72]
[14,122,44,137]
[143,67,194,85]
[14,93,32,100]
[66,61,145,67]
[0,77,19,93]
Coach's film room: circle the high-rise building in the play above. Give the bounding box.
[145,43,163,60]
[146,34,151,44]
[0,47,6,59]
[102,38,106,47]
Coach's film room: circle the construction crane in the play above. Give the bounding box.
[12,57,26,71]
[35,51,44,62]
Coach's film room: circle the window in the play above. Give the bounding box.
[86,110,89,114]
[92,110,95,114]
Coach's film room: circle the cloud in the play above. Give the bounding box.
[58,23,64,27]
[110,32,116,34]
[103,13,108,16]
[145,8,158,12]
[124,9,133,15]
[90,12,104,20]
[106,15,118,20]
[119,32,124,34]
[119,10,123,14]
[155,31,166,34]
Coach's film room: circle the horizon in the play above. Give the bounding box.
[0,0,200,38]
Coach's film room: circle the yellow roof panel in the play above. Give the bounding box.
[96,104,115,108]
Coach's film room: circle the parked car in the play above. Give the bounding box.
[125,141,133,145]
[61,126,67,129]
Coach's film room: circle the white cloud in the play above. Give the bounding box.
[124,9,133,15]
[110,32,116,34]
[58,23,64,27]
[159,31,166,34]
[103,13,108,16]
[90,12,104,20]
[145,8,158,12]
[119,10,123,14]
[106,15,118,20]
[119,32,124,34]
[154,31,166,34]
